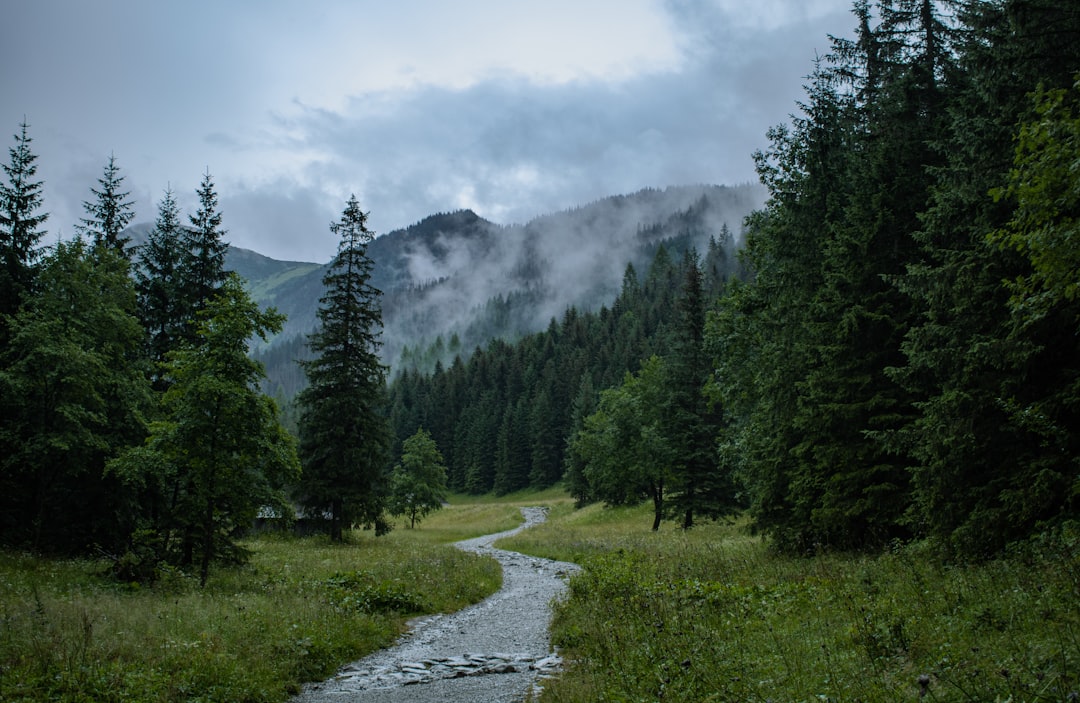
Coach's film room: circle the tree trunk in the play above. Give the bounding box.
[199,495,214,588]
[331,497,343,541]
[651,482,663,532]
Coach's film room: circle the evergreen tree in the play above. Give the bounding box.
[786,0,949,549]
[563,374,598,506]
[890,0,1080,556]
[296,196,393,540]
[665,251,736,528]
[707,58,842,551]
[178,170,229,345]
[76,154,135,254]
[135,187,186,388]
[0,119,48,327]
[111,274,298,586]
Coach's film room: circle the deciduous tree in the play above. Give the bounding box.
[0,238,149,552]
[389,428,448,528]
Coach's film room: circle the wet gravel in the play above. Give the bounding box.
[292,507,579,703]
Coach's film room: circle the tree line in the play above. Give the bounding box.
[3,0,1077,569]
[387,231,739,499]
[390,0,1080,559]
[0,137,442,584]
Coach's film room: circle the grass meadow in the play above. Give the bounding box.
[0,499,522,702]
[498,502,1080,702]
[4,488,1077,702]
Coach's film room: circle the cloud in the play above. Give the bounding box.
[284,1,854,244]
[220,182,340,263]
[2,0,856,263]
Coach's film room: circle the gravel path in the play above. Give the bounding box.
[292,507,579,703]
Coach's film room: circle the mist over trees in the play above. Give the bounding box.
[388,233,740,501]
[391,0,1080,552]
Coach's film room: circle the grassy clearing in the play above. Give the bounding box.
[501,502,1080,702]
[0,500,519,702]
[9,491,1075,702]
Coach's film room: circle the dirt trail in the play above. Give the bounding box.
[292,507,578,703]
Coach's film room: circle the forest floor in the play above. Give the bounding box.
[292,506,578,703]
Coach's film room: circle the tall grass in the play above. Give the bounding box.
[0,501,520,702]
[501,503,1080,702]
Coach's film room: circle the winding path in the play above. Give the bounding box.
[293,507,578,703]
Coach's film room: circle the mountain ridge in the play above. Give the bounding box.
[127,183,765,396]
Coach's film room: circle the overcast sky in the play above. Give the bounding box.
[2,0,855,263]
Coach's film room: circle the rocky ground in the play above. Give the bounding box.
[292,507,579,703]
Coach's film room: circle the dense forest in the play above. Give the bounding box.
[389,0,1080,557]
[247,183,762,400]
[1,0,1078,573]
[0,147,390,581]
[387,232,739,499]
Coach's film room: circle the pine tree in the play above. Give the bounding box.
[178,170,229,345]
[76,154,135,254]
[296,196,393,540]
[0,119,48,326]
[135,187,186,388]
[111,274,298,585]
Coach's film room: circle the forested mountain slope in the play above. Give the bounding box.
[192,183,763,397]
[392,0,1080,558]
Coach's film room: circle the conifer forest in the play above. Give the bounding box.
[1,0,1079,579]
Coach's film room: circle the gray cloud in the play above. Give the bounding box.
[2,0,855,263]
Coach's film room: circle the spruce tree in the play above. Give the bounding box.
[76,154,135,254]
[0,119,48,326]
[665,251,734,529]
[787,0,949,549]
[891,0,1080,556]
[296,196,393,540]
[135,187,186,388]
[111,274,298,585]
[709,56,844,552]
[178,170,229,345]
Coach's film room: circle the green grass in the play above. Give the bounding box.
[8,492,1077,702]
[502,503,1080,702]
[244,263,322,301]
[0,500,519,702]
